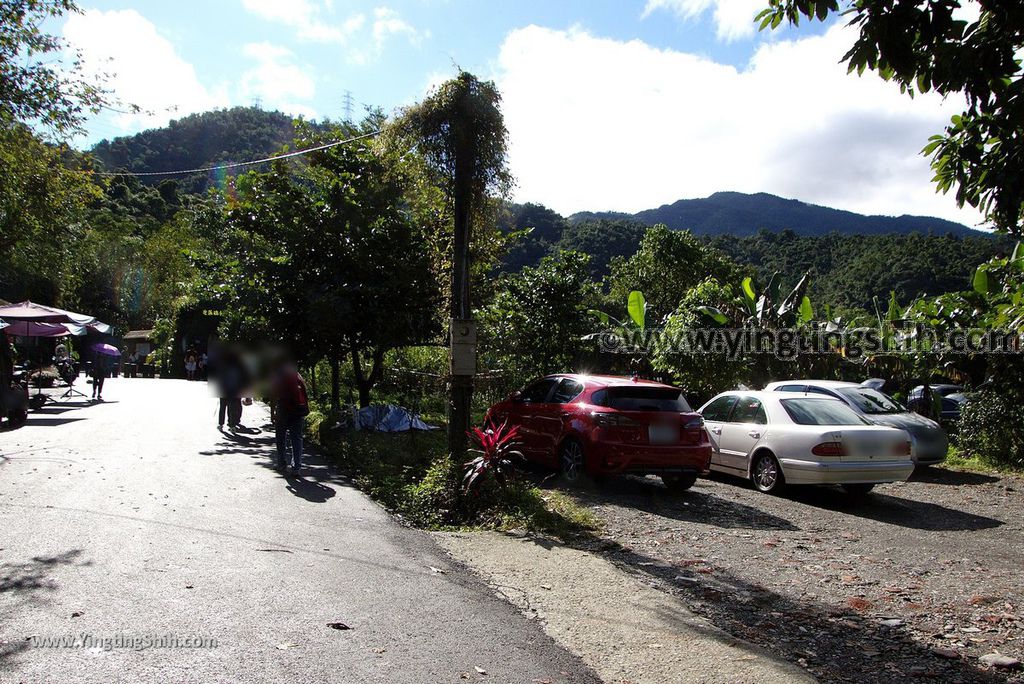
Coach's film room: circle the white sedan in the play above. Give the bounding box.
[697,391,915,495]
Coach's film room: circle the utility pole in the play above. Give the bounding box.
[252,96,262,110]
[447,111,476,459]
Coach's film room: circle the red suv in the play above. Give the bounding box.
[485,374,711,491]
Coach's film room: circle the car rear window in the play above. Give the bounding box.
[782,398,870,425]
[596,387,691,412]
[837,387,902,414]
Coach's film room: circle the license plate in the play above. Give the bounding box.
[648,424,678,444]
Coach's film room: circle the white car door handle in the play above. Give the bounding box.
[747,430,761,438]
[711,426,722,435]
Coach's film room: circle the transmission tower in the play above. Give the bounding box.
[342,90,354,123]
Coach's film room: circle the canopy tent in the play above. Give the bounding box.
[0,301,110,333]
[1,320,83,338]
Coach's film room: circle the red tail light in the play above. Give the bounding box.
[591,412,639,428]
[682,415,704,430]
[811,441,845,457]
[892,440,912,456]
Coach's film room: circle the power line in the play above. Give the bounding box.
[93,130,381,179]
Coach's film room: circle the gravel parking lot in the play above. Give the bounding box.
[565,467,1024,683]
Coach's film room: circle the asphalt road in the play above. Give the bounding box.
[0,378,600,684]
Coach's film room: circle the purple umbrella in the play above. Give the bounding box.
[92,343,121,357]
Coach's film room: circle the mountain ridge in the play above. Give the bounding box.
[569,191,980,237]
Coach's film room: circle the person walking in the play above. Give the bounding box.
[213,345,248,430]
[274,363,309,475]
[184,349,198,381]
[90,353,109,401]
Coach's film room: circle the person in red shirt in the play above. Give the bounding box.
[273,361,309,475]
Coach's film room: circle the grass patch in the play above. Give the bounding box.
[943,445,1024,476]
[306,406,598,539]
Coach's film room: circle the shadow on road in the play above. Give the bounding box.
[284,473,337,503]
[537,471,800,532]
[0,549,89,667]
[910,466,1001,486]
[209,422,349,503]
[781,488,1004,531]
[516,529,1004,684]
[23,417,87,427]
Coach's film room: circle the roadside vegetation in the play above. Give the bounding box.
[4,1,1024,525]
[305,400,597,537]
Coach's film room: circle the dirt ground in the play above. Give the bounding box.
[563,466,1024,683]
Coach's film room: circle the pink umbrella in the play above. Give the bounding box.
[2,320,80,337]
[0,300,96,325]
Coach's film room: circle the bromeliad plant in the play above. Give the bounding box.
[463,420,525,494]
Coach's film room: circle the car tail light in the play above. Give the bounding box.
[682,415,704,430]
[591,411,638,428]
[811,441,845,457]
[892,440,912,456]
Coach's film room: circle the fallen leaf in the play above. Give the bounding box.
[847,597,873,612]
[327,622,350,630]
[429,566,446,574]
[276,642,299,650]
[474,665,487,675]
[71,611,83,618]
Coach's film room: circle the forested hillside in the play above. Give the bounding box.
[77,108,1003,319]
[708,230,1013,313]
[570,191,977,237]
[90,107,302,192]
[502,202,1004,313]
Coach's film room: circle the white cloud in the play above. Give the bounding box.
[239,43,318,118]
[643,0,765,41]
[496,24,984,227]
[241,1,423,64]
[63,9,224,131]
[372,6,422,46]
[347,6,426,64]
[241,0,364,43]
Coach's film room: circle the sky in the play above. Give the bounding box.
[58,0,985,227]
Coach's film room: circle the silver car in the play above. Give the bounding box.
[698,391,914,495]
[764,380,948,465]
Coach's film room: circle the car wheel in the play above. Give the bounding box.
[842,483,875,497]
[662,473,698,492]
[559,438,585,484]
[751,452,784,494]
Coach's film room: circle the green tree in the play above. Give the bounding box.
[607,225,739,322]
[758,1,1024,234]
[1,0,117,137]
[653,279,748,400]
[478,250,601,383]
[388,71,512,453]
[0,124,99,304]
[558,219,647,279]
[214,125,440,407]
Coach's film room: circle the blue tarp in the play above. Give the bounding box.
[355,404,439,432]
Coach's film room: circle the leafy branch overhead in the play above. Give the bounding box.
[758,0,1024,235]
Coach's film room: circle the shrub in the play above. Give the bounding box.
[955,391,1024,469]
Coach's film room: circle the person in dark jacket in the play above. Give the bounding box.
[209,342,250,430]
[273,362,308,474]
[91,353,110,401]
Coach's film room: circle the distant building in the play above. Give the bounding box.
[123,330,154,360]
